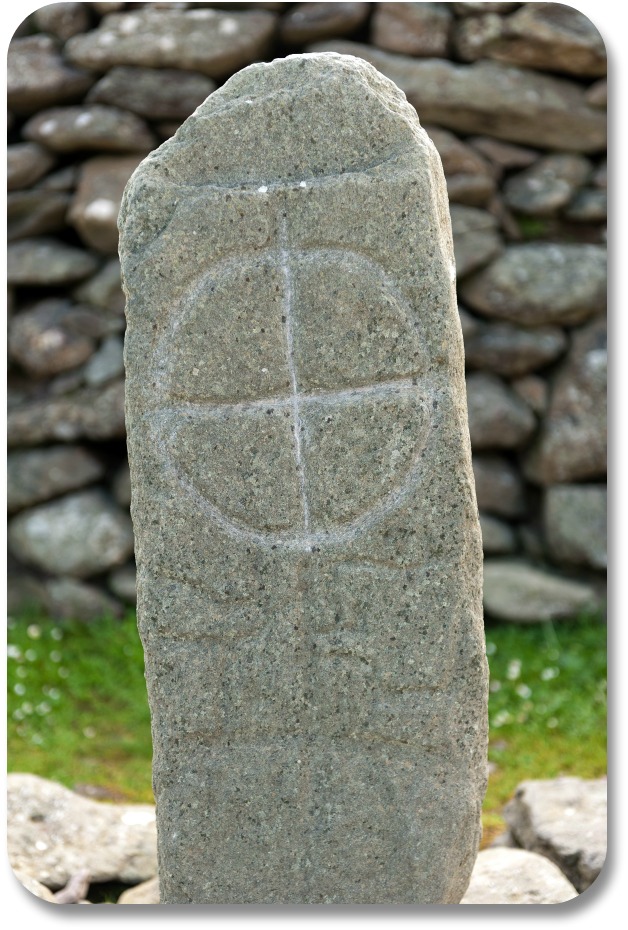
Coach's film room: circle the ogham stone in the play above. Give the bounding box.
[120,53,488,905]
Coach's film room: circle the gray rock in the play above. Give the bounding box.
[460,847,578,904]
[73,258,125,315]
[455,3,606,78]
[450,205,502,278]
[11,869,56,903]
[88,66,216,120]
[425,127,495,207]
[7,238,98,287]
[23,106,156,154]
[37,165,79,192]
[118,876,159,904]
[7,379,126,447]
[371,3,452,57]
[473,455,525,518]
[458,306,481,342]
[466,373,536,449]
[469,136,539,173]
[69,156,145,253]
[66,7,277,78]
[112,462,132,508]
[9,300,96,377]
[564,188,607,223]
[281,2,369,44]
[32,2,91,40]
[108,564,137,604]
[8,490,134,578]
[511,374,548,416]
[483,559,600,622]
[7,143,55,191]
[504,777,607,892]
[460,244,606,326]
[120,52,487,905]
[43,577,123,621]
[7,190,71,241]
[465,322,567,376]
[84,335,125,386]
[7,35,94,115]
[8,445,104,513]
[307,42,606,153]
[7,774,156,890]
[453,2,519,13]
[545,485,607,571]
[525,318,606,484]
[479,514,517,556]
[586,79,607,109]
[504,154,591,216]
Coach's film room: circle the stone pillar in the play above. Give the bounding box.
[120,52,488,904]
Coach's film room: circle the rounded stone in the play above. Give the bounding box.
[483,559,600,622]
[8,490,134,578]
[461,848,578,904]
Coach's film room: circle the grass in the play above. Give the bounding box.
[7,610,606,841]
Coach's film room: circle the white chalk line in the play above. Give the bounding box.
[279,209,310,536]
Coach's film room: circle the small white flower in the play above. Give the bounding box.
[507,659,521,681]
[515,684,532,699]
[13,684,26,696]
[27,625,41,640]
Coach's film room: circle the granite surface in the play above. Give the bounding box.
[120,52,488,905]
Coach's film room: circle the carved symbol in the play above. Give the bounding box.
[146,205,431,551]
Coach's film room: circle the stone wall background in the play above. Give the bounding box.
[7,2,607,623]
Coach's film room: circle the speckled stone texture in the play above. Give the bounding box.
[120,53,487,905]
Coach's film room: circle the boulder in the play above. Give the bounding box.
[8,490,134,578]
[73,259,125,315]
[425,127,495,207]
[504,777,607,892]
[84,336,125,386]
[461,847,578,904]
[483,559,600,622]
[503,154,591,216]
[43,577,123,621]
[7,774,156,891]
[8,190,71,242]
[8,446,104,513]
[7,143,55,191]
[11,869,56,903]
[455,3,606,78]
[8,35,94,115]
[32,2,91,40]
[9,299,96,378]
[460,244,606,326]
[23,106,156,154]
[472,455,525,518]
[66,7,277,79]
[545,485,607,571]
[87,66,216,120]
[69,155,145,254]
[307,42,606,152]
[108,565,137,605]
[281,2,369,44]
[479,514,517,556]
[371,3,452,57]
[466,373,536,449]
[464,322,567,377]
[7,239,98,287]
[118,876,159,905]
[8,380,126,447]
[525,319,606,484]
[450,206,502,278]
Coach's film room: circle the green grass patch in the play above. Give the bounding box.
[7,611,153,802]
[8,610,606,838]
[483,613,607,845]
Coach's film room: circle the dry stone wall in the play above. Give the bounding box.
[7,2,607,623]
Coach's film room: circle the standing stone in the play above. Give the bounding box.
[120,53,487,905]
